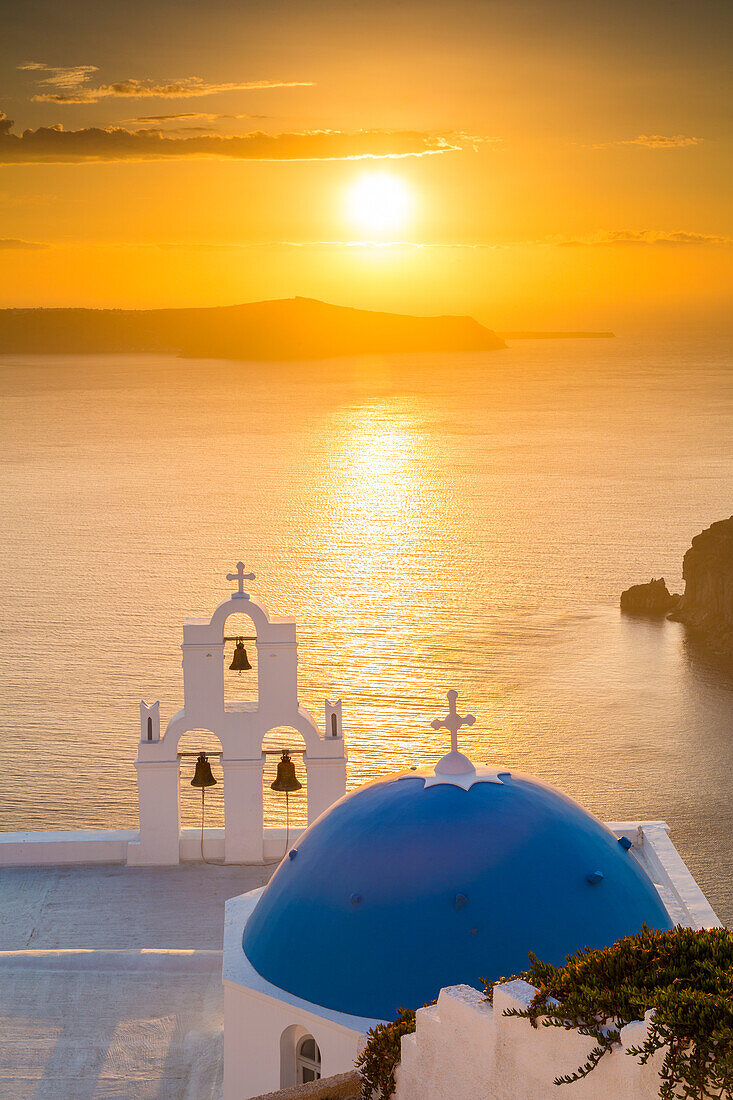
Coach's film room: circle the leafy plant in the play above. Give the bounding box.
[356,928,733,1100]
[494,926,733,1100]
[356,1006,421,1099]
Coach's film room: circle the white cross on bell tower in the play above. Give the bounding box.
[226,562,255,599]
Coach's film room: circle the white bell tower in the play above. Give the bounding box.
[128,564,347,866]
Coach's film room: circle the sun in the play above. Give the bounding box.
[345,172,412,237]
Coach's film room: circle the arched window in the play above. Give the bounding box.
[147,716,153,740]
[295,1035,321,1084]
[331,712,338,738]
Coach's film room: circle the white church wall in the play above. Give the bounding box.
[131,757,182,864]
[139,700,160,742]
[223,890,377,1100]
[394,982,667,1100]
[223,983,366,1100]
[607,821,721,930]
[223,757,266,862]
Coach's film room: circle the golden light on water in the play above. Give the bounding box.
[345,172,412,237]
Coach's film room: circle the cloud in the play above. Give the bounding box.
[138,125,223,134]
[590,134,702,149]
[0,115,465,163]
[551,230,731,247]
[5,234,729,254]
[0,237,46,249]
[31,77,313,104]
[121,112,267,124]
[18,62,312,103]
[18,62,99,90]
[124,233,733,251]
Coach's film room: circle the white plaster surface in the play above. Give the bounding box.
[606,822,721,930]
[0,829,136,866]
[0,863,271,1099]
[134,583,347,866]
[395,982,668,1100]
[0,827,304,867]
[223,891,379,1100]
[0,819,719,1098]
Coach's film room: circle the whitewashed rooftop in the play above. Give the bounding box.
[0,863,271,1100]
[0,821,719,1099]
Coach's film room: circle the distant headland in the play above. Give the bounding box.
[0,296,506,360]
[498,331,615,339]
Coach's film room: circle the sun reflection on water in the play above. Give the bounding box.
[1,341,732,922]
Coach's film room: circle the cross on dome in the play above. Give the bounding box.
[226,561,256,599]
[431,689,476,754]
[424,688,486,782]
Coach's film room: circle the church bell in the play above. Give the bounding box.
[270,750,302,793]
[191,751,217,788]
[229,639,252,672]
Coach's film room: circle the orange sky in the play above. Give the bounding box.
[1,0,731,329]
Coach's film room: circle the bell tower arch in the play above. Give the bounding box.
[128,564,348,866]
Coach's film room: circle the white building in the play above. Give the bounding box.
[223,691,721,1098]
[0,569,722,1099]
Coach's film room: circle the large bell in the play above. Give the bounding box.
[191,751,217,788]
[229,640,252,672]
[270,750,302,793]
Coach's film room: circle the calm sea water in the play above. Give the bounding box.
[0,336,731,924]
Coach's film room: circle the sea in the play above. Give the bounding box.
[1,334,731,925]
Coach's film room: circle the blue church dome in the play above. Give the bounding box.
[243,760,672,1021]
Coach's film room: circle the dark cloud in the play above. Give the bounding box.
[136,125,222,134]
[31,77,313,104]
[590,134,702,149]
[553,230,730,246]
[17,62,311,103]
[121,112,267,124]
[0,115,464,163]
[0,238,46,249]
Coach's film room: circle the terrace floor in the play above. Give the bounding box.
[0,863,272,1100]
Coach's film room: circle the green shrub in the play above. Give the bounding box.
[355,1007,421,1099]
[356,928,733,1100]
[495,926,733,1100]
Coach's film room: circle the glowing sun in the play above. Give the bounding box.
[346,172,411,236]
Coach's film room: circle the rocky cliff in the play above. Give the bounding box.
[669,516,733,653]
[620,578,679,616]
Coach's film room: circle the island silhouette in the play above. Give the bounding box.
[0,296,507,360]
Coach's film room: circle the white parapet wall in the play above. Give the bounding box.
[605,821,721,930]
[0,830,137,865]
[395,982,667,1100]
[0,826,305,866]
